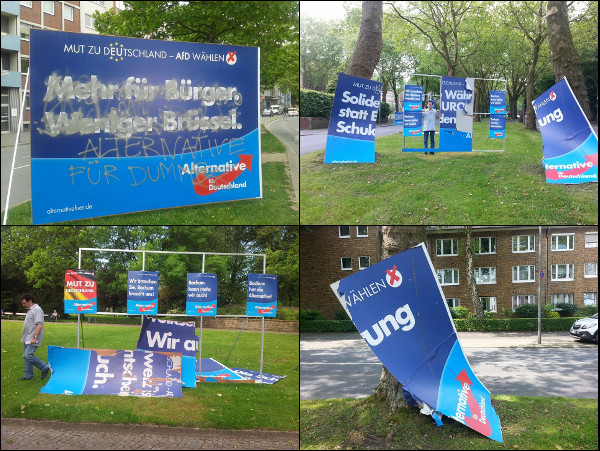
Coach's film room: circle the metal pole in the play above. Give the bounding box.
[260,316,264,384]
[198,316,203,379]
[538,226,542,344]
[78,248,81,348]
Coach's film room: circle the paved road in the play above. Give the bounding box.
[300,332,598,400]
[0,418,299,450]
[265,116,299,203]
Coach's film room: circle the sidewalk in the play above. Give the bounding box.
[0,418,299,450]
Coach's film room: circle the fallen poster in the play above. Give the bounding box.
[246,273,277,317]
[30,29,261,224]
[232,368,286,384]
[532,77,598,184]
[330,244,503,442]
[64,269,97,313]
[197,358,249,382]
[40,346,183,397]
[186,273,217,316]
[127,270,159,314]
[324,73,382,163]
[439,76,474,152]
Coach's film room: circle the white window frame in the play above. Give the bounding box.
[551,293,573,305]
[475,237,496,254]
[341,257,352,271]
[356,226,368,237]
[436,238,458,257]
[583,292,597,306]
[437,268,459,286]
[512,235,535,253]
[480,296,497,313]
[585,232,598,248]
[446,298,460,308]
[474,267,496,284]
[64,4,74,21]
[551,233,575,251]
[512,265,535,283]
[584,262,598,278]
[338,226,350,238]
[42,1,54,15]
[358,256,370,270]
[551,263,574,281]
[512,295,536,311]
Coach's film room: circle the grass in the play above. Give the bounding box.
[1,126,296,225]
[300,119,598,224]
[301,395,598,450]
[1,321,299,431]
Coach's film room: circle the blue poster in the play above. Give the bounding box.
[127,271,159,315]
[439,77,474,152]
[489,91,506,115]
[330,244,502,442]
[489,91,506,139]
[403,85,423,136]
[532,78,598,184]
[137,316,198,357]
[186,273,217,316]
[324,73,382,163]
[246,273,277,317]
[394,111,404,126]
[30,29,261,224]
[64,269,97,314]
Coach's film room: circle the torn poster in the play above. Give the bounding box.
[330,243,502,442]
[439,76,474,151]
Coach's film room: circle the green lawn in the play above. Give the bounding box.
[1,321,299,431]
[300,119,598,224]
[301,395,598,450]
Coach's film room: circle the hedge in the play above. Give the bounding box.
[300,317,585,333]
[299,89,334,118]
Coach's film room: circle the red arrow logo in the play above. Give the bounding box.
[455,369,492,437]
[545,154,596,180]
[76,301,95,312]
[258,305,275,314]
[198,304,215,314]
[193,154,253,195]
[138,303,156,313]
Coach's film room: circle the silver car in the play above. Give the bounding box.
[570,313,598,344]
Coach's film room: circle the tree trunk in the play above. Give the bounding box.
[464,226,484,319]
[374,226,427,411]
[546,1,591,119]
[345,1,383,80]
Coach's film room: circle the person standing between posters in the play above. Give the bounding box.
[19,294,51,380]
[423,100,439,155]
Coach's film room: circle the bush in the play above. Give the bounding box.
[299,89,334,118]
[553,303,578,317]
[548,311,560,318]
[300,309,328,321]
[577,305,598,317]
[515,304,539,318]
[450,306,469,319]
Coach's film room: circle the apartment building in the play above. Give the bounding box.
[300,226,598,319]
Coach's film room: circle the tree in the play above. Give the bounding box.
[345,1,383,79]
[546,1,591,118]
[374,226,427,411]
[464,226,484,319]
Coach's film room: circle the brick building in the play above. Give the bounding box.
[300,226,598,319]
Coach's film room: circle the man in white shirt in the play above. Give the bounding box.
[422,100,439,155]
[20,294,51,380]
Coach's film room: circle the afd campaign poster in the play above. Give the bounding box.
[330,244,503,442]
[30,29,261,224]
[64,269,97,314]
[489,91,506,139]
[40,346,183,397]
[439,77,474,151]
[137,317,198,357]
[127,271,159,315]
[246,273,277,317]
[324,73,382,163]
[186,273,217,316]
[532,78,598,184]
[403,85,423,137]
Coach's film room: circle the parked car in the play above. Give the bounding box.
[270,105,280,115]
[287,108,298,117]
[262,108,272,117]
[570,313,598,344]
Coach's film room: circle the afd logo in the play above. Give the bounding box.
[360,304,416,346]
[538,108,563,127]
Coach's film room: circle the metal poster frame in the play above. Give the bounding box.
[402,74,507,153]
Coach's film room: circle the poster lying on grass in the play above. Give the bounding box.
[330,244,503,442]
[137,316,199,357]
[64,269,97,313]
[324,73,382,163]
[30,29,261,224]
[532,77,598,184]
[246,273,277,317]
[40,346,183,397]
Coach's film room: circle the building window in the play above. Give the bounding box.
[551,234,574,251]
[551,264,574,281]
[356,226,368,237]
[475,237,496,254]
[551,293,573,305]
[480,296,497,313]
[446,298,460,308]
[85,13,95,29]
[338,226,350,238]
[437,268,459,285]
[358,256,370,270]
[584,262,598,278]
[64,4,74,21]
[512,265,535,283]
[583,292,597,306]
[585,232,598,248]
[341,257,352,271]
[436,238,458,256]
[475,267,496,284]
[20,23,31,40]
[42,1,55,15]
[512,295,536,311]
[513,235,535,253]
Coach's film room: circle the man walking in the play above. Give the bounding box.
[20,294,51,380]
[423,100,439,155]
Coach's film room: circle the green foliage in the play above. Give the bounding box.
[449,306,469,319]
[299,309,327,321]
[515,303,539,318]
[547,311,560,319]
[553,303,579,317]
[577,305,598,317]
[300,320,357,333]
[377,101,392,120]
[299,89,335,117]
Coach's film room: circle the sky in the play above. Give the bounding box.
[300,1,360,21]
